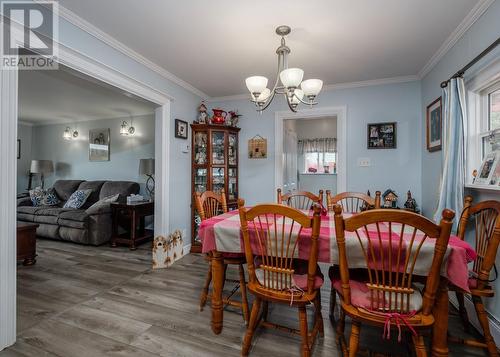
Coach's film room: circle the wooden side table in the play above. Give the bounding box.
[17,222,38,266]
[110,201,154,250]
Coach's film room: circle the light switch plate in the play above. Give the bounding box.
[358,158,371,167]
[181,144,189,154]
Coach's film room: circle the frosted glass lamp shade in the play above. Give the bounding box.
[301,79,323,97]
[279,68,304,88]
[257,88,271,102]
[63,127,72,140]
[290,89,304,105]
[245,76,268,95]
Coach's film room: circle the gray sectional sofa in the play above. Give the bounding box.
[17,180,140,246]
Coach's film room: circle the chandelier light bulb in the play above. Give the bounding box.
[279,68,304,89]
[246,76,268,98]
[301,79,323,99]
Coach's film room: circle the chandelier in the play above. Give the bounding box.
[245,25,323,113]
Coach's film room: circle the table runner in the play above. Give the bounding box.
[199,209,475,292]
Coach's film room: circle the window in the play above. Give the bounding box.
[304,152,336,174]
[489,89,500,131]
[479,83,500,160]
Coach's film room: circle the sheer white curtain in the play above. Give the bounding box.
[434,77,467,228]
[298,138,337,154]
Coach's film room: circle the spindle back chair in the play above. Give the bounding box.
[238,200,324,357]
[277,188,323,210]
[326,190,381,212]
[194,189,249,324]
[333,205,454,356]
[451,196,500,356]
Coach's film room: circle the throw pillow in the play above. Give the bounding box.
[85,194,119,215]
[29,187,45,207]
[63,189,93,209]
[41,187,61,206]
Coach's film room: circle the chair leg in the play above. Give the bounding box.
[262,301,269,322]
[330,286,337,324]
[348,320,361,357]
[314,291,324,338]
[456,291,470,332]
[336,309,345,344]
[242,297,262,356]
[412,334,428,357]
[238,263,250,325]
[298,305,310,357]
[199,258,212,311]
[472,295,499,357]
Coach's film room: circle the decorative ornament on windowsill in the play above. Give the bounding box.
[245,25,323,113]
[139,158,155,201]
[63,126,79,140]
[120,120,135,136]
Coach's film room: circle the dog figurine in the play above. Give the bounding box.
[170,229,184,262]
[152,236,170,269]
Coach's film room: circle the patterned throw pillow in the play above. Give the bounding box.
[41,187,61,206]
[63,189,93,209]
[29,187,45,207]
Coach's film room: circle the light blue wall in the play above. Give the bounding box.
[18,8,203,242]
[210,80,422,207]
[29,115,154,196]
[420,0,500,217]
[420,1,500,319]
[16,124,33,193]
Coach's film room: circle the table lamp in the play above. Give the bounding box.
[30,160,54,189]
[139,158,155,201]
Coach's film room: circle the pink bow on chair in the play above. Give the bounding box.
[371,310,418,342]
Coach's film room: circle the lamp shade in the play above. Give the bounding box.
[245,76,268,95]
[279,68,304,88]
[290,89,304,105]
[301,79,323,97]
[30,160,54,174]
[139,158,155,175]
[257,88,271,102]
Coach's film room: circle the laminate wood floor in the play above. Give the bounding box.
[0,239,489,356]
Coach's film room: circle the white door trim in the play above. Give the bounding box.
[0,43,172,352]
[274,106,347,194]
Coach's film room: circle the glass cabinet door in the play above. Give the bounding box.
[228,133,237,166]
[194,168,207,193]
[194,132,208,165]
[211,131,225,165]
[212,167,225,193]
[228,168,237,200]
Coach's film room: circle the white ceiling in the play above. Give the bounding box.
[19,66,157,124]
[58,0,482,98]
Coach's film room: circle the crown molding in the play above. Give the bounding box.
[18,120,34,127]
[418,0,495,79]
[21,112,155,127]
[208,75,420,103]
[47,2,209,99]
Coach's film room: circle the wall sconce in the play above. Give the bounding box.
[63,126,79,140]
[120,121,135,136]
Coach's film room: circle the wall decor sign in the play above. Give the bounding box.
[367,122,397,149]
[248,135,267,159]
[426,97,442,152]
[89,128,110,161]
[175,119,188,139]
[17,139,20,159]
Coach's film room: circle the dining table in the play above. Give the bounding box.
[198,208,476,357]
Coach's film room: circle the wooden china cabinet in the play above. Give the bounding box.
[190,124,240,253]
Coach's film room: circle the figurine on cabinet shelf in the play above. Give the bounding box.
[227,110,242,127]
[196,102,208,124]
[382,189,398,208]
[403,190,419,213]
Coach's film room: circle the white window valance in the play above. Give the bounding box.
[298,138,337,154]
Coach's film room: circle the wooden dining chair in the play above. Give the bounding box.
[450,196,500,357]
[238,200,324,357]
[277,188,324,210]
[194,189,250,324]
[331,205,454,357]
[326,190,381,212]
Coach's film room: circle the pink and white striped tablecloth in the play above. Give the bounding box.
[199,210,476,292]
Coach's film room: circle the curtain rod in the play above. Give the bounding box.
[440,37,500,88]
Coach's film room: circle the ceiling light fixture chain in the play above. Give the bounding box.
[245,25,323,113]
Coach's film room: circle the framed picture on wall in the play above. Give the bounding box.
[426,97,442,152]
[175,119,188,139]
[367,122,397,149]
[89,128,110,161]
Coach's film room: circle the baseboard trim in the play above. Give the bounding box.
[183,244,192,256]
[449,292,500,344]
